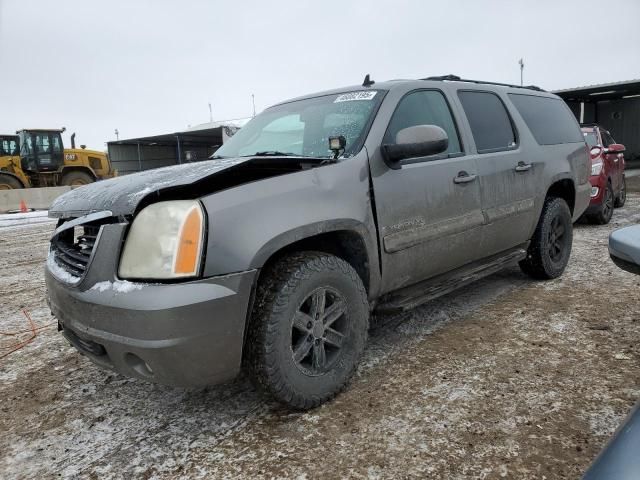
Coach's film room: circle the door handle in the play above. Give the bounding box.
[453,171,477,184]
[515,162,532,172]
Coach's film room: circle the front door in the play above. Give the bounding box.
[370,89,484,293]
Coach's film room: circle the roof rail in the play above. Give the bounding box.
[423,74,545,92]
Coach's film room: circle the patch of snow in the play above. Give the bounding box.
[588,406,623,437]
[90,280,143,294]
[46,253,80,284]
[0,210,54,228]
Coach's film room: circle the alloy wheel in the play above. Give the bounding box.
[547,215,567,263]
[603,187,613,220]
[291,286,348,376]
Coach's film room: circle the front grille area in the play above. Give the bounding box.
[51,223,101,277]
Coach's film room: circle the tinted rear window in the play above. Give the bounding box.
[458,91,516,153]
[508,94,584,145]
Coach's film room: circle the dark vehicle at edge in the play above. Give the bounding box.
[581,225,640,479]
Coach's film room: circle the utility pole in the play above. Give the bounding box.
[251,94,256,117]
[208,103,213,122]
[518,58,524,86]
[114,128,119,141]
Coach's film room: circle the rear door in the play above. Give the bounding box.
[369,89,484,293]
[453,90,539,257]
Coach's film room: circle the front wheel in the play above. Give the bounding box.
[519,197,573,280]
[589,183,614,224]
[245,251,369,409]
[0,174,23,190]
[614,176,626,208]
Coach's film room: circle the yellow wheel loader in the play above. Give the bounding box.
[0,128,116,190]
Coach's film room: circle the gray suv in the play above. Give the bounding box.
[46,75,590,409]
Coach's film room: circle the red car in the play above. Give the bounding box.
[581,124,626,224]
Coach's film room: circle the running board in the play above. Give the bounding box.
[376,246,528,313]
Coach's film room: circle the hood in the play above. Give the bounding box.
[49,157,265,218]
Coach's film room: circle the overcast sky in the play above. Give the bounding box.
[1,0,639,149]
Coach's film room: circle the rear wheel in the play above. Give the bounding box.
[589,182,614,224]
[614,176,626,208]
[245,251,369,409]
[60,171,94,186]
[0,174,23,190]
[519,196,573,280]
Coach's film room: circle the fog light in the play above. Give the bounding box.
[591,187,599,198]
[125,352,154,377]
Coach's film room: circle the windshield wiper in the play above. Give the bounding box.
[247,151,299,157]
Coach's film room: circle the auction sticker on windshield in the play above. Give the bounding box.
[334,91,377,103]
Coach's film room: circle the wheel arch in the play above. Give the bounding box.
[545,176,576,215]
[251,220,380,299]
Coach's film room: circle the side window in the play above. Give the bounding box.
[384,90,462,155]
[508,94,584,145]
[601,130,615,147]
[458,91,516,153]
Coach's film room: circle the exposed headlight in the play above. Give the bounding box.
[119,200,205,279]
[591,162,603,176]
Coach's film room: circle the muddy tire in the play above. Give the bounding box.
[245,251,369,410]
[614,176,626,208]
[0,174,23,190]
[589,182,614,225]
[519,197,573,280]
[60,171,94,186]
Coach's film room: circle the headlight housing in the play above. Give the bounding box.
[119,200,205,279]
[591,161,603,176]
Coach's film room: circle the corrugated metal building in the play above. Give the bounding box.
[554,79,640,163]
[107,119,249,175]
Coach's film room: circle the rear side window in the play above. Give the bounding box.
[508,94,584,145]
[458,91,516,153]
[384,90,462,156]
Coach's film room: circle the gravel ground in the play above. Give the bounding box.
[1,193,639,479]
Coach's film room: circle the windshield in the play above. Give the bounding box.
[582,130,599,147]
[214,90,383,159]
[20,131,64,156]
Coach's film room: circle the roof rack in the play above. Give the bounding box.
[423,74,545,92]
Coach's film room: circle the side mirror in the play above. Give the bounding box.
[382,125,448,168]
[605,143,625,154]
[609,225,640,275]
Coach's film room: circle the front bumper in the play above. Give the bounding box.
[46,265,257,388]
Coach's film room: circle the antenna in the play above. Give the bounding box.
[208,103,213,122]
[518,58,524,86]
[362,74,375,87]
[251,94,256,117]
